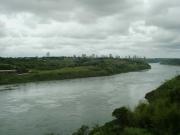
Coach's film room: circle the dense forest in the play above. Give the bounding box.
[0,57,150,85]
[160,59,180,66]
[146,58,180,66]
[71,75,180,135]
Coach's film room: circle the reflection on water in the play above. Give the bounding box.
[0,63,179,135]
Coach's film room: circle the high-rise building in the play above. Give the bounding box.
[46,52,50,57]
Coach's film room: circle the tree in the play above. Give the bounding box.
[112,107,133,127]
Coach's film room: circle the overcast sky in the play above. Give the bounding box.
[0,0,179,57]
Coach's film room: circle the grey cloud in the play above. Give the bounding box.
[0,30,6,37]
[163,42,180,50]
[0,0,143,38]
[0,0,76,13]
[147,0,180,14]
[146,0,180,32]
[146,8,180,31]
[0,0,179,57]
[0,0,143,22]
[77,0,141,16]
[0,21,6,37]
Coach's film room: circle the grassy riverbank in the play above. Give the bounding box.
[0,57,150,85]
[72,75,180,135]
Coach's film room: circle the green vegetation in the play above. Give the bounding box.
[146,58,180,66]
[0,57,150,85]
[72,75,180,135]
[160,58,180,66]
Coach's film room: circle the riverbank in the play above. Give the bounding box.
[0,57,150,85]
[72,75,180,135]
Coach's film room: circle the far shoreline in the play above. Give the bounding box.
[0,57,151,86]
[0,67,151,89]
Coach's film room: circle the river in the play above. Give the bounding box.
[0,63,179,135]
